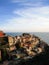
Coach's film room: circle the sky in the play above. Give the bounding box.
[0,0,49,32]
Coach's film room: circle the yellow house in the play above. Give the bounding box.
[8,36,16,51]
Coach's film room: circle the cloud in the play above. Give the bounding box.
[11,0,43,3]
[1,6,49,32]
[13,6,49,21]
[0,0,49,32]
[1,0,49,32]
[11,0,44,7]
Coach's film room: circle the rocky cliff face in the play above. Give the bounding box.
[0,33,49,65]
[8,46,49,65]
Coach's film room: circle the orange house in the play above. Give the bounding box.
[0,31,5,37]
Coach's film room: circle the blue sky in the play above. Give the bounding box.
[0,0,49,32]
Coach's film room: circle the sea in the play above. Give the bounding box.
[6,32,49,45]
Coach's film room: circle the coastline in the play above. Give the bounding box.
[0,32,49,65]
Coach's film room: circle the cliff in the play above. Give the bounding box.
[0,32,49,65]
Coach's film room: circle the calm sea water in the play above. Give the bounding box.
[6,32,49,44]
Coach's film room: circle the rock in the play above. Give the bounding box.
[0,33,49,65]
